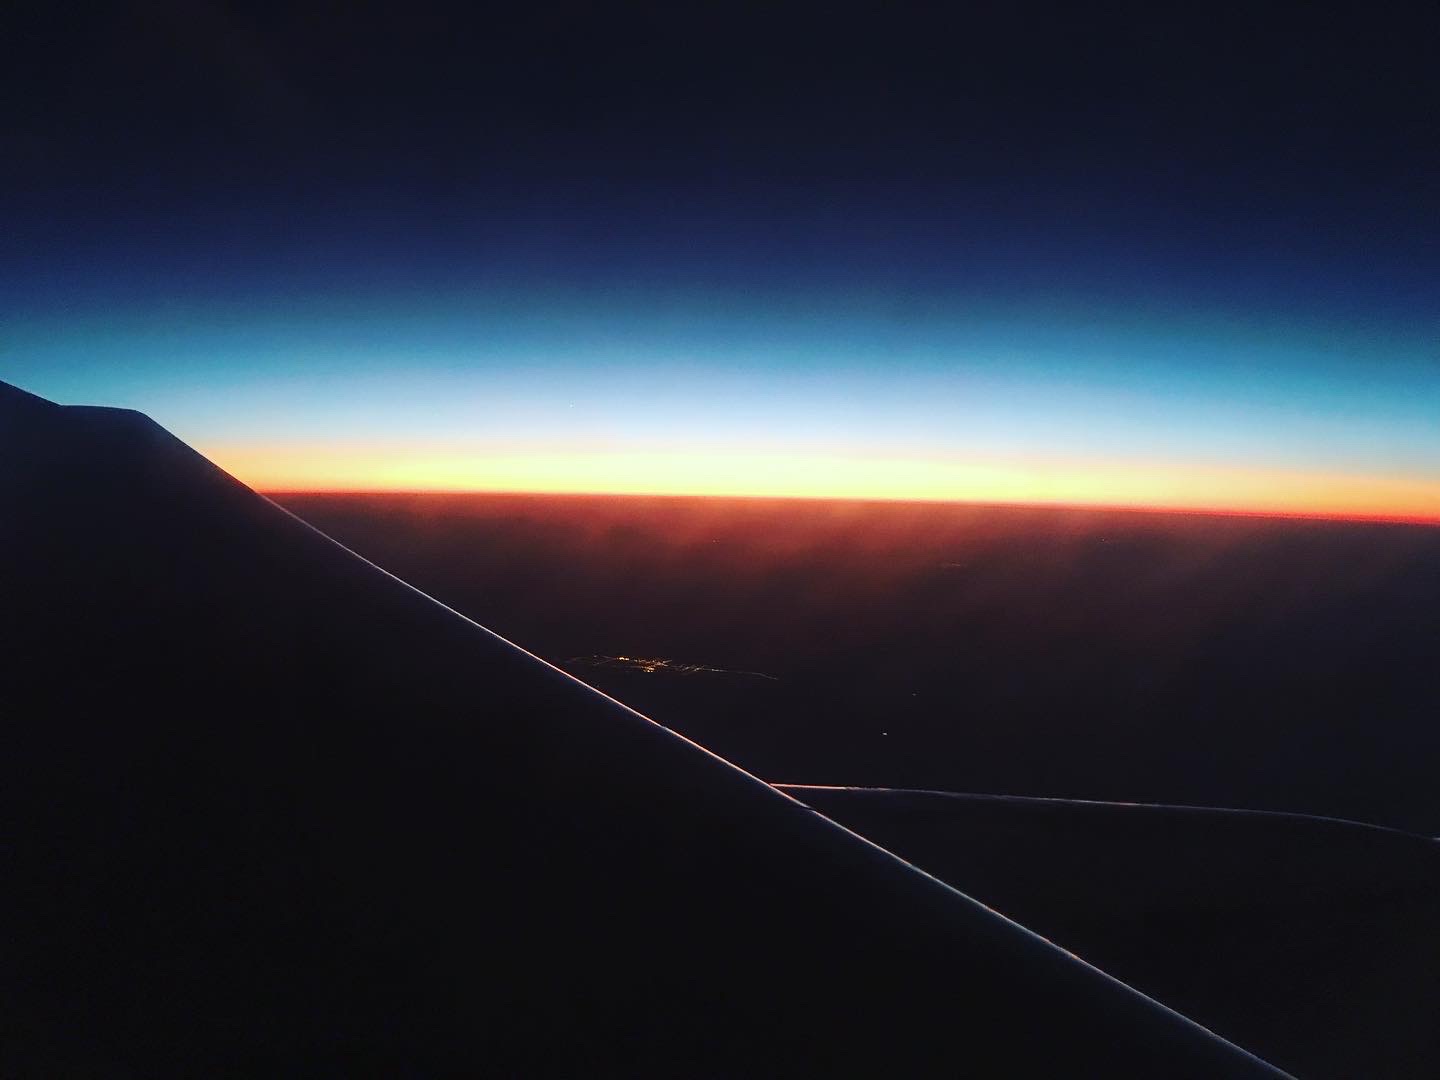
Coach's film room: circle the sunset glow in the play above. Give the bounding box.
[213,442,1440,522]
[11,46,1438,530]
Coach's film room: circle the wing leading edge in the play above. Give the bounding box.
[0,381,1288,1076]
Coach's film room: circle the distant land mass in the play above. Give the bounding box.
[274,491,1440,834]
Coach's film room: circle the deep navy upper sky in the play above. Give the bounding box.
[4,3,1438,513]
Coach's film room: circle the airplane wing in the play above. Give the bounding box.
[1,380,1288,1076]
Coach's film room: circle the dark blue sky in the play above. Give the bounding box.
[4,3,1438,513]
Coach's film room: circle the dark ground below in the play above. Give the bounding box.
[275,492,1440,834]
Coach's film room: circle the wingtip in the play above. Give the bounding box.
[0,378,61,416]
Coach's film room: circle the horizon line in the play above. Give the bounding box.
[255,487,1440,527]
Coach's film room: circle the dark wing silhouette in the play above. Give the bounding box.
[0,380,1286,1076]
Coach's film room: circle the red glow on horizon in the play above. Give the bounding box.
[256,487,1440,527]
[206,441,1440,527]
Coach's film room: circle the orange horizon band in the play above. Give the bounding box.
[253,490,1440,527]
[206,443,1440,526]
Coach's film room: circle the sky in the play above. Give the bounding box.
[4,3,1438,519]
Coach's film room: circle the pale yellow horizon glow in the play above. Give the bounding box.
[205,442,1440,523]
